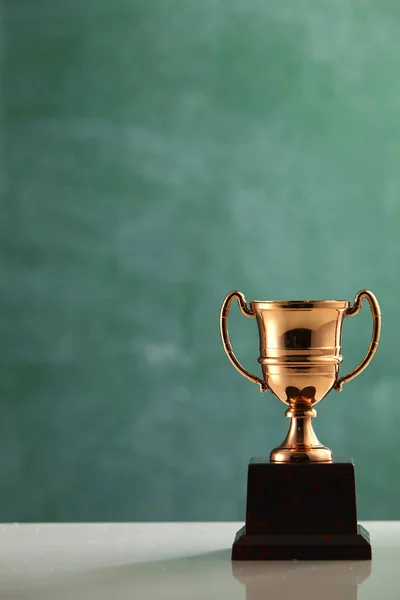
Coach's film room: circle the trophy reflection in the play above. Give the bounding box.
[232,559,371,600]
[220,290,381,463]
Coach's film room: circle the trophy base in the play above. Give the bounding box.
[233,457,371,561]
[232,524,371,560]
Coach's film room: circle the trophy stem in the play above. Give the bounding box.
[270,406,333,463]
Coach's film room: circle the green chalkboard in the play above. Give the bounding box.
[2,0,399,521]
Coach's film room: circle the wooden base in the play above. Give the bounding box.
[232,524,371,560]
[232,457,371,561]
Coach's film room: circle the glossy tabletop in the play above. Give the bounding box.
[0,522,398,599]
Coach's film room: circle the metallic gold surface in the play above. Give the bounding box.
[220,291,267,392]
[220,289,381,463]
[334,290,381,391]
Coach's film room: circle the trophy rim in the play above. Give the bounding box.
[250,300,350,309]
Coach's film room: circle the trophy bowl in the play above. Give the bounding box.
[220,290,381,463]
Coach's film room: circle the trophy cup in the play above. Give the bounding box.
[220,289,381,560]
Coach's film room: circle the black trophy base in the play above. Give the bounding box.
[232,457,371,561]
[232,524,371,561]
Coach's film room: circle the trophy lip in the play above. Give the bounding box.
[250,300,350,309]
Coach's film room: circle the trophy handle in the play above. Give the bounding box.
[335,289,381,392]
[220,290,267,392]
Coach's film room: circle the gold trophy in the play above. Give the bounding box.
[220,289,381,560]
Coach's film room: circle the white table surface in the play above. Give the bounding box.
[0,522,398,599]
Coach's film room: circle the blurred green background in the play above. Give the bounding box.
[2,0,399,521]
